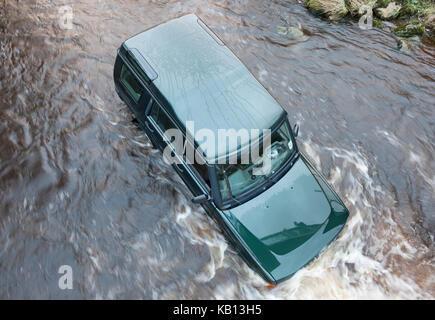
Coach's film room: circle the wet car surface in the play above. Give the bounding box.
[0,0,434,298]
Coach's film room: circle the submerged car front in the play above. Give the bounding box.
[215,120,349,284]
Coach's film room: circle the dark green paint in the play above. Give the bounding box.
[223,155,348,282]
[123,14,284,161]
[114,14,349,285]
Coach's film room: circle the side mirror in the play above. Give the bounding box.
[191,194,212,204]
[293,124,299,138]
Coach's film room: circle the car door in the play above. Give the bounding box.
[146,103,216,199]
[145,102,192,180]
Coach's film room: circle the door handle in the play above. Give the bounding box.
[175,163,184,173]
[144,120,154,132]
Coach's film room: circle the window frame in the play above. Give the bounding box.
[209,114,300,210]
[115,50,159,121]
[186,147,212,192]
[146,101,212,193]
[119,63,145,103]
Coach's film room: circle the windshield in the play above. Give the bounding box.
[216,120,295,202]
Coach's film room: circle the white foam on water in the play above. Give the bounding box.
[176,138,434,299]
[258,69,268,82]
[174,198,228,282]
[250,141,433,299]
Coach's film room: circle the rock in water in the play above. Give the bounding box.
[393,20,425,37]
[277,26,305,39]
[306,0,348,21]
[277,26,288,35]
[375,2,401,20]
[396,38,412,54]
[425,14,435,40]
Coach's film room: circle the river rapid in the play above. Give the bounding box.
[0,0,434,299]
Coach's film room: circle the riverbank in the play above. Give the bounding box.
[305,0,435,46]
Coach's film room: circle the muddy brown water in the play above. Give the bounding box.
[0,0,434,299]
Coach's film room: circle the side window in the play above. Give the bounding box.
[149,102,176,133]
[120,64,144,102]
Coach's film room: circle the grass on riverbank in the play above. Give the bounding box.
[305,0,435,41]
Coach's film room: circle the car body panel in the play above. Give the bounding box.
[113,14,349,285]
[223,155,348,282]
[123,14,284,161]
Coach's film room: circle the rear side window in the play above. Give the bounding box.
[149,102,175,133]
[120,64,144,102]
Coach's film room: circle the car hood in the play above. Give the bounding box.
[224,156,348,282]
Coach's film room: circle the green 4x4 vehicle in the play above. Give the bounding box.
[114,14,349,286]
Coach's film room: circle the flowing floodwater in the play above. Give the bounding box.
[0,0,434,299]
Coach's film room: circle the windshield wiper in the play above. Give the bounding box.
[223,170,232,199]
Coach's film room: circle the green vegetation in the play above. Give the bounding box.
[304,0,435,42]
[396,38,412,53]
[373,18,385,27]
[393,19,426,36]
[376,0,391,7]
[402,0,432,12]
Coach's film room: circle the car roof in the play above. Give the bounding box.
[123,14,285,162]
